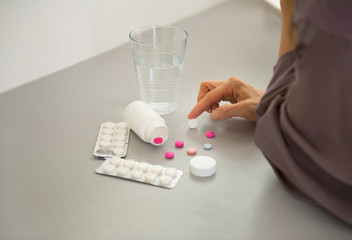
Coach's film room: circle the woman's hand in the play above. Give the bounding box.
[188,76,264,122]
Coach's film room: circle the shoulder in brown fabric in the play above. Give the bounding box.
[255,0,352,224]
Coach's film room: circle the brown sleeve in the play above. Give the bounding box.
[255,1,352,224]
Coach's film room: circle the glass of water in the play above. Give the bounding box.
[129,26,188,115]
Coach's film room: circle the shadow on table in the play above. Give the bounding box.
[247,176,352,240]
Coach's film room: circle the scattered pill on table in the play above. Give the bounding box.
[188,119,198,129]
[204,143,213,150]
[190,156,217,177]
[175,140,184,148]
[187,147,197,155]
[206,131,215,138]
[165,151,175,159]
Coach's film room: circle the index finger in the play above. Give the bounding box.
[188,85,226,119]
[197,80,225,103]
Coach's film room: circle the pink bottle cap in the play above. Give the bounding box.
[153,137,163,144]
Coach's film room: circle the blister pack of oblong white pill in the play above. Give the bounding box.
[93,122,131,159]
[95,157,183,189]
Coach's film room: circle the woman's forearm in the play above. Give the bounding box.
[279,0,297,57]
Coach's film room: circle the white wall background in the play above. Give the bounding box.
[264,0,280,12]
[0,0,229,94]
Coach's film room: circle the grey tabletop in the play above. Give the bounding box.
[1,0,351,239]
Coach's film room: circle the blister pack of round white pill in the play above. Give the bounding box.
[95,157,183,188]
[93,122,131,159]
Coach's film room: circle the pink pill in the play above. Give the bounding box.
[187,147,197,155]
[175,140,184,148]
[165,151,175,159]
[206,131,215,138]
[153,137,163,144]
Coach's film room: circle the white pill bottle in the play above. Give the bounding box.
[124,101,168,146]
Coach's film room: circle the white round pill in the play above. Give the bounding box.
[103,122,115,128]
[124,159,136,169]
[102,128,114,135]
[165,168,178,178]
[151,165,163,175]
[117,166,129,176]
[116,122,127,128]
[188,119,198,129]
[114,141,125,148]
[116,128,127,135]
[110,157,122,166]
[101,134,113,142]
[131,169,143,179]
[99,141,111,149]
[190,156,216,177]
[145,172,158,183]
[159,175,172,186]
[114,134,126,141]
[103,164,116,174]
[113,147,124,156]
[138,162,150,172]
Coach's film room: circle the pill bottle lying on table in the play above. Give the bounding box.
[124,101,168,146]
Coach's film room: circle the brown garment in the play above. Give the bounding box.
[255,0,352,224]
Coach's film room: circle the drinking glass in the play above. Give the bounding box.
[129,26,188,115]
